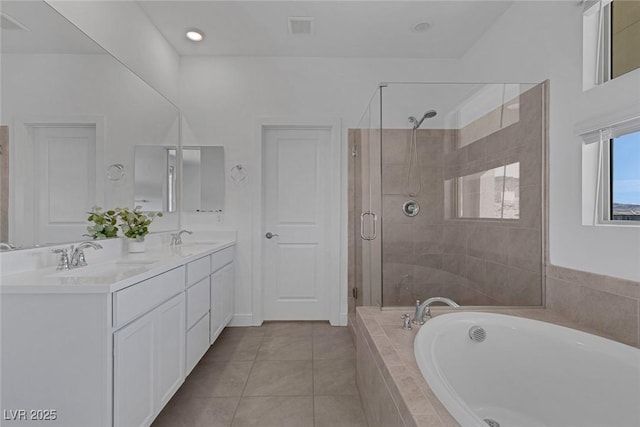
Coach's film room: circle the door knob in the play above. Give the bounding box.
[265,232,279,239]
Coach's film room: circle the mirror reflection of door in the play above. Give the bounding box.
[33,125,98,245]
[0,126,9,242]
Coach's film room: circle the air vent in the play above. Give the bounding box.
[0,13,31,31]
[288,17,314,36]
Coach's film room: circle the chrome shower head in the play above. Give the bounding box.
[409,109,438,129]
[423,110,437,119]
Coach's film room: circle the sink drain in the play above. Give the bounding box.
[484,419,500,427]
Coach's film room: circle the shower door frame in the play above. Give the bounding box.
[359,81,549,309]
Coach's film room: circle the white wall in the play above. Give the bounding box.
[180,1,640,328]
[46,0,181,105]
[179,56,463,323]
[460,1,640,281]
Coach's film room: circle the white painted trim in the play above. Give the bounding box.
[339,313,349,326]
[252,117,344,326]
[229,313,254,327]
[11,115,105,247]
[575,102,640,141]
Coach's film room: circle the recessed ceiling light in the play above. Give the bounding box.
[412,21,432,33]
[185,29,204,42]
[506,102,520,110]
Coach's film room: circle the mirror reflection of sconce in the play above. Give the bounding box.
[106,164,125,182]
[230,164,247,185]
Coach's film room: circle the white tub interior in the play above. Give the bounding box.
[414,312,640,427]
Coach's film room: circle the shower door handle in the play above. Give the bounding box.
[360,211,377,241]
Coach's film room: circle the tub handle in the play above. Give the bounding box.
[401,314,412,330]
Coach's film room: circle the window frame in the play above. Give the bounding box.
[604,131,640,223]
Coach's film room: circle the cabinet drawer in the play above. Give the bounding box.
[186,313,210,375]
[211,246,234,273]
[187,256,211,287]
[186,277,210,329]
[113,266,185,328]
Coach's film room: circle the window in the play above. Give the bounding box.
[610,131,640,221]
[583,0,640,89]
[455,162,520,220]
[611,1,640,79]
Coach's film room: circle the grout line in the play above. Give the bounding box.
[228,331,265,424]
[311,327,316,427]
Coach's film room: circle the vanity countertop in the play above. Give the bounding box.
[0,240,235,295]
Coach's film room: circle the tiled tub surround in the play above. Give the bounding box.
[546,264,640,347]
[349,83,546,309]
[354,304,636,427]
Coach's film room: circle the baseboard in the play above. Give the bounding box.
[228,314,254,327]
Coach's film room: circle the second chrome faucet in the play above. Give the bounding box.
[412,297,460,325]
[170,230,193,246]
[52,241,103,270]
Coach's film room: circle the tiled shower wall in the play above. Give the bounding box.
[349,83,546,308]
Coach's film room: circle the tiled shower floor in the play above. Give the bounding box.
[152,321,368,427]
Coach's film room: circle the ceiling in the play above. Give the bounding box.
[138,1,514,58]
[0,1,104,54]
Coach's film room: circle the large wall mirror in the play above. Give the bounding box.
[0,1,180,248]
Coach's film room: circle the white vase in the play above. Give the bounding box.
[128,238,146,253]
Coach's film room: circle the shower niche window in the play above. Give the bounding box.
[453,162,520,219]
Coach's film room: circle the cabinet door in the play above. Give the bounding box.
[221,263,235,326]
[114,311,155,427]
[210,270,224,344]
[155,293,186,409]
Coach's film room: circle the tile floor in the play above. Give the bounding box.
[152,321,368,427]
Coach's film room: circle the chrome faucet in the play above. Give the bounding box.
[52,248,70,270]
[0,242,16,250]
[170,230,193,246]
[412,297,460,325]
[69,241,103,268]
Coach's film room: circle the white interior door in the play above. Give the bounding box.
[33,125,97,244]
[263,127,332,320]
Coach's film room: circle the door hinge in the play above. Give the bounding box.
[352,287,358,300]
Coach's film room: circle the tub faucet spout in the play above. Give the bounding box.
[412,297,460,325]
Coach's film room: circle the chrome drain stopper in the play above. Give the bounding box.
[469,325,486,342]
[484,419,500,427]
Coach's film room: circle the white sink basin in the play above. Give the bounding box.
[48,260,155,278]
[178,241,218,247]
[115,259,159,265]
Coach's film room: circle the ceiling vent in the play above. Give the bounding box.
[288,17,314,36]
[0,12,31,31]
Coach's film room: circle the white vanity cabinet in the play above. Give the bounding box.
[185,256,212,375]
[0,241,235,427]
[185,247,235,373]
[113,268,186,427]
[210,246,235,344]
[211,262,235,343]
